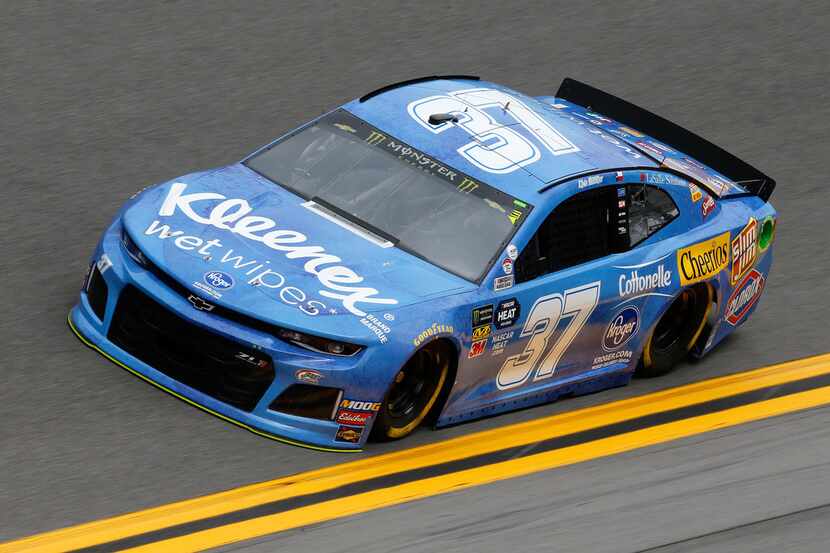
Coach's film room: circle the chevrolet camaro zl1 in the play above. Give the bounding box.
[70,76,776,451]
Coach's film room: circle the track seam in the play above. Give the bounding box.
[630,501,830,552]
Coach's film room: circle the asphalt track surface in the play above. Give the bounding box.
[1,1,829,550]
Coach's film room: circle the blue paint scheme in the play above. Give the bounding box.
[71,77,776,450]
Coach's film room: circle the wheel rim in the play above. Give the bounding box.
[386,348,437,419]
[383,344,450,439]
[652,288,697,353]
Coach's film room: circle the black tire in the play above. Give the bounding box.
[637,284,711,378]
[370,340,453,441]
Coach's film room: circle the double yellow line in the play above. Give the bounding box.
[5,353,830,552]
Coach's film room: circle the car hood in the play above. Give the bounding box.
[122,164,473,340]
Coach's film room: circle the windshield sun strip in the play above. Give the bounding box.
[243,109,534,284]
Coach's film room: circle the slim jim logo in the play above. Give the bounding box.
[677,232,730,286]
[731,218,758,285]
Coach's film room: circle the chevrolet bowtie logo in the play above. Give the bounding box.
[188,294,215,312]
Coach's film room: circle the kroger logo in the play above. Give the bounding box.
[203,271,234,290]
[603,306,639,351]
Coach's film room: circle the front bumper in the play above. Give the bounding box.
[69,224,383,452]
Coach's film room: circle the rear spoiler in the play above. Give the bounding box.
[555,78,775,202]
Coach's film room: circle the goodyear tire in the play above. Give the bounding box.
[371,340,452,441]
[638,284,711,378]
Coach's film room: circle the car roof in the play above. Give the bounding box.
[343,77,659,205]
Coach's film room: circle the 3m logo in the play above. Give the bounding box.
[676,233,730,286]
[472,324,491,341]
[365,131,386,145]
[468,339,487,358]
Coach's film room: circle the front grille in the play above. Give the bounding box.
[108,285,275,412]
[270,384,341,420]
[138,250,286,339]
[85,265,108,321]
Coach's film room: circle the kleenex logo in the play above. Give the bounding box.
[157,182,398,317]
[204,271,234,290]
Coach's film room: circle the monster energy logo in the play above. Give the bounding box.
[456,177,479,193]
[365,130,387,145]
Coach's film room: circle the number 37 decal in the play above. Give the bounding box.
[497,282,600,390]
[408,88,579,174]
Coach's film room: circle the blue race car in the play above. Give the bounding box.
[70,76,776,451]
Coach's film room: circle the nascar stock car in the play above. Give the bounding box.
[70,76,776,451]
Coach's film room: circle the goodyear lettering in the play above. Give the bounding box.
[412,323,454,347]
[676,232,730,286]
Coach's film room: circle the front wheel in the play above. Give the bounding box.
[371,341,452,441]
[638,284,711,378]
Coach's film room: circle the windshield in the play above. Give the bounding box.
[244,110,532,282]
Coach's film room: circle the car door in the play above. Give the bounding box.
[460,175,688,413]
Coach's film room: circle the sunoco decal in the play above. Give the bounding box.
[677,232,730,286]
[725,269,765,326]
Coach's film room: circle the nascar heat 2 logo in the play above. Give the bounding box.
[408,89,579,174]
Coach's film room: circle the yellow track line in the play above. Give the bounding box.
[3,353,830,553]
[127,384,830,552]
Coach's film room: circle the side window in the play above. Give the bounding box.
[627,184,679,246]
[515,187,626,283]
[515,183,679,284]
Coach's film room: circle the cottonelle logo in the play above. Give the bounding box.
[618,264,672,298]
[676,232,730,286]
[156,182,397,317]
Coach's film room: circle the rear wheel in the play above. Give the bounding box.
[638,284,711,378]
[371,341,452,441]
